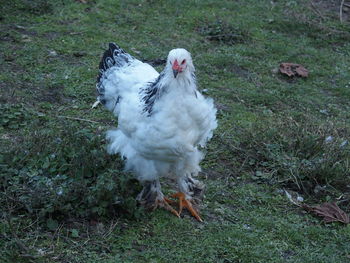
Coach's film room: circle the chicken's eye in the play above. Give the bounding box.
[181,59,186,65]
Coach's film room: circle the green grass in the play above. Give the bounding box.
[1,0,350,262]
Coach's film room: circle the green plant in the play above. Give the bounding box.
[0,104,32,130]
[232,119,350,194]
[0,121,143,225]
[196,19,250,45]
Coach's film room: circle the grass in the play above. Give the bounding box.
[1,0,350,262]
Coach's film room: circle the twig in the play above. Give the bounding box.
[310,1,326,20]
[5,213,37,260]
[103,220,119,239]
[57,115,100,124]
[340,0,345,23]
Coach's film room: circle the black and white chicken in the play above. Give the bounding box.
[96,43,217,221]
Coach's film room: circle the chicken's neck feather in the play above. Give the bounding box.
[140,70,196,116]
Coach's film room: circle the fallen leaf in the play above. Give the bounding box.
[279,63,308,78]
[302,202,349,224]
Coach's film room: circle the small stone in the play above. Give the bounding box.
[340,140,348,148]
[21,34,32,42]
[296,196,304,202]
[49,50,58,57]
[325,136,333,143]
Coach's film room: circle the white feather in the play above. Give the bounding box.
[99,46,217,199]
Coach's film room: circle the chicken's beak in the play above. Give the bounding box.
[172,59,181,78]
[173,69,179,78]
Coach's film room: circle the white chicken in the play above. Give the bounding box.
[96,43,217,221]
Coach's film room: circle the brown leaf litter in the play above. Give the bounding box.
[302,202,349,224]
[279,63,309,77]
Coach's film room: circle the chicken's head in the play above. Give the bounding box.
[167,48,194,78]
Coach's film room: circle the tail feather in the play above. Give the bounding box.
[97,43,133,83]
[96,43,134,109]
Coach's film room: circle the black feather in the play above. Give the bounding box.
[140,71,166,116]
[97,43,133,85]
[96,43,133,107]
[140,71,196,115]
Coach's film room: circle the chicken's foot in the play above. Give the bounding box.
[168,192,203,222]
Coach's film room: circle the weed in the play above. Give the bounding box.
[19,0,53,15]
[196,19,250,45]
[0,104,32,130]
[0,121,143,223]
[226,118,350,195]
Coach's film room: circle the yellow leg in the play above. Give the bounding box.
[156,198,180,218]
[171,192,203,222]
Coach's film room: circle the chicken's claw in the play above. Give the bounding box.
[170,192,203,222]
[156,198,180,218]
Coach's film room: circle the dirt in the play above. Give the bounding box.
[43,31,61,40]
[230,64,252,80]
[37,84,70,104]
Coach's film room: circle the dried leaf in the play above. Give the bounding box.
[302,202,349,224]
[279,63,309,78]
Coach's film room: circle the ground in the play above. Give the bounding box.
[1,0,350,262]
